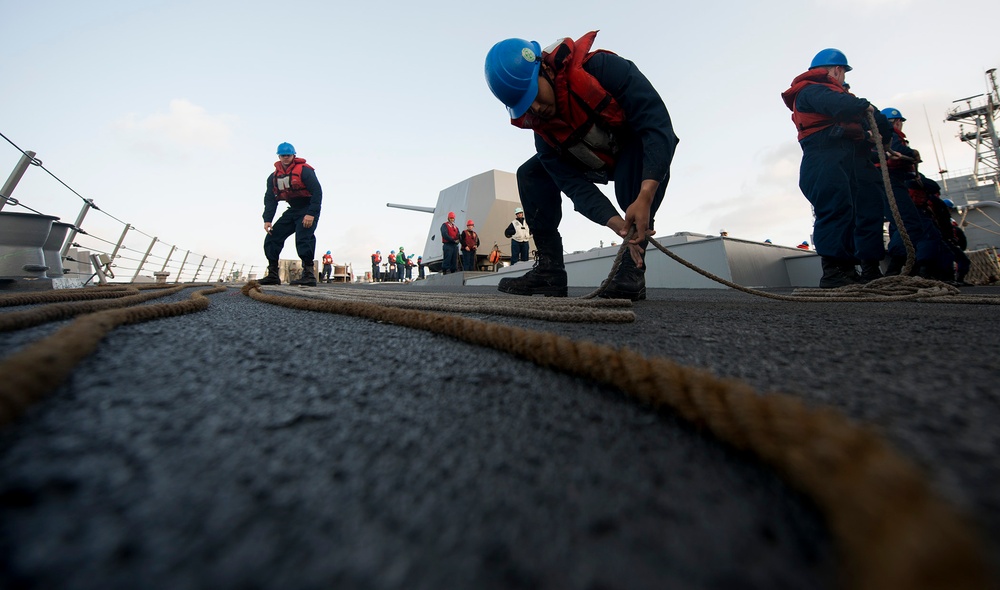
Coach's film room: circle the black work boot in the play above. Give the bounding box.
[600,241,647,301]
[819,257,860,289]
[859,259,883,283]
[258,262,281,285]
[497,234,568,297]
[884,256,906,277]
[291,261,317,286]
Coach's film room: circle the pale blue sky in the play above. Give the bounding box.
[2,0,998,277]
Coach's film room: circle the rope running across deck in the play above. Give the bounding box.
[241,280,991,590]
[0,284,226,425]
[266,284,635,322]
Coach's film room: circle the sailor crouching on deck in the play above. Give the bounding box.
[484,31,679,300]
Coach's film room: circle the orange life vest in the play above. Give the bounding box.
[781,68,864,141]
[511,31,627,171]
[272,158,314,201]
[322,254,333,265]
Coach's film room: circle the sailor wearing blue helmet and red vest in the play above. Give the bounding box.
[878,108,949,279]
[259,142,323,286]
[781,48,885,288]
[322,251,334,283]
[485,31,678,300]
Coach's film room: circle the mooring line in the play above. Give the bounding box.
[0,284,204,333]
[0,285,227,427]
[0,285,137,308]
[242,280,991,590]
[267,285,635,323]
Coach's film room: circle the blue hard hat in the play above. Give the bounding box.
[276,142,296,155]
[485,38,542,118]
[942,198,955,209]
[326,250,331,254]
[810,48,852,72]
[881,107,906,121]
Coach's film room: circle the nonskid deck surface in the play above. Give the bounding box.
[1,283,998,589]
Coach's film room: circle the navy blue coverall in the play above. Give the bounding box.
[883,132,945,267]
[262,166,322,264]
[793,85,879,262]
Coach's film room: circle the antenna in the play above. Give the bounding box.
[924,105,946,180]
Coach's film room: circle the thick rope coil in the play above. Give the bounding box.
[0,285,227,427]
[240,281,991,590]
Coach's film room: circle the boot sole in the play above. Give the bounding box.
[497,284,567,297]
[599,287,646,301]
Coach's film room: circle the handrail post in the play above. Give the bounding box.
[109,223,130,264]
[0,150,37,212]
[216,260,228,282]
[207,259,219,283]
[60,199,94,259]
[192,254,206,282]
[174,250,190,283]
[159,245,176,273]
[132,236,158,283]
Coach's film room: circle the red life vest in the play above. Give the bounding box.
[887,129,914,174]
[372,253,381,264]
[461,230,478,250]
[443,222,459,242]
[272,158,314,201]
[511,31,627,171]
[781,68,864,141]
[322,254,333,265]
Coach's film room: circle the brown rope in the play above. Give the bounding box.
[242,280,992,590]
[267,285,635,323]
[589,208,997,304]
[0,285,198,332]
[868,110,917,276]
[0,285,227,427]
[0,285,137,307]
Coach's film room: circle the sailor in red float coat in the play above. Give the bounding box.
[485,31,678,300]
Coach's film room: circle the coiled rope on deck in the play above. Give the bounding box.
[0,285,227,426]
[242,280,991,590]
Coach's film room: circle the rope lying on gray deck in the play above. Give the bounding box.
[243,280,992,590]
[266,284,636,323]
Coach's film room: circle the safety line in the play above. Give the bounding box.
[241,280,992,590]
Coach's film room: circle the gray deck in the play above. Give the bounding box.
[1,282,998,589]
